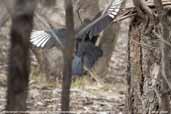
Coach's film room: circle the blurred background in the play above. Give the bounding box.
[0,0,132,113]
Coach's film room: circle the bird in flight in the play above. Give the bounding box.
[30,0,123,76]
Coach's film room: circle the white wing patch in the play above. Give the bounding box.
[30,31,51,48]
[107,0,122,18]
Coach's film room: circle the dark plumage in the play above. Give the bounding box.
[30,0,122,76]
[72,42,103,75]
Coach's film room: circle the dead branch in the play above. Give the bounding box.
[84,66,104,85]
[74,0,83,24]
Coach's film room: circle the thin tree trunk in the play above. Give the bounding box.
[5,0,36,112]
[61,0,75,113]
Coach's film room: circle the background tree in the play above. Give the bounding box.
[5,0,36,112]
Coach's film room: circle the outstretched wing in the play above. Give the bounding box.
[76,0,123,40]
[30,28,66,49]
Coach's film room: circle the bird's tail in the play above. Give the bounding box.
[72,55,84,76]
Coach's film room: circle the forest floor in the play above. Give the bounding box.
[0,75,126,114]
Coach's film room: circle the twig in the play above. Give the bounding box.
[112,13,136,23]
[76,6,83,24]
[153,31,171,47]
[102,0,115,15]
[1,0,13,15]
[83,66,104,85]
[74,0,83,24]
[94,0,123,54]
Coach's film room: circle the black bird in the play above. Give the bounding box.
[30,0,122,76]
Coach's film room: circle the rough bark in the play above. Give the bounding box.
[127,1,171,114]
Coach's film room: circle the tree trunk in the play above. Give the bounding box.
[5,0,36,112]
[61,0,75,113]
[127,3,171,114]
